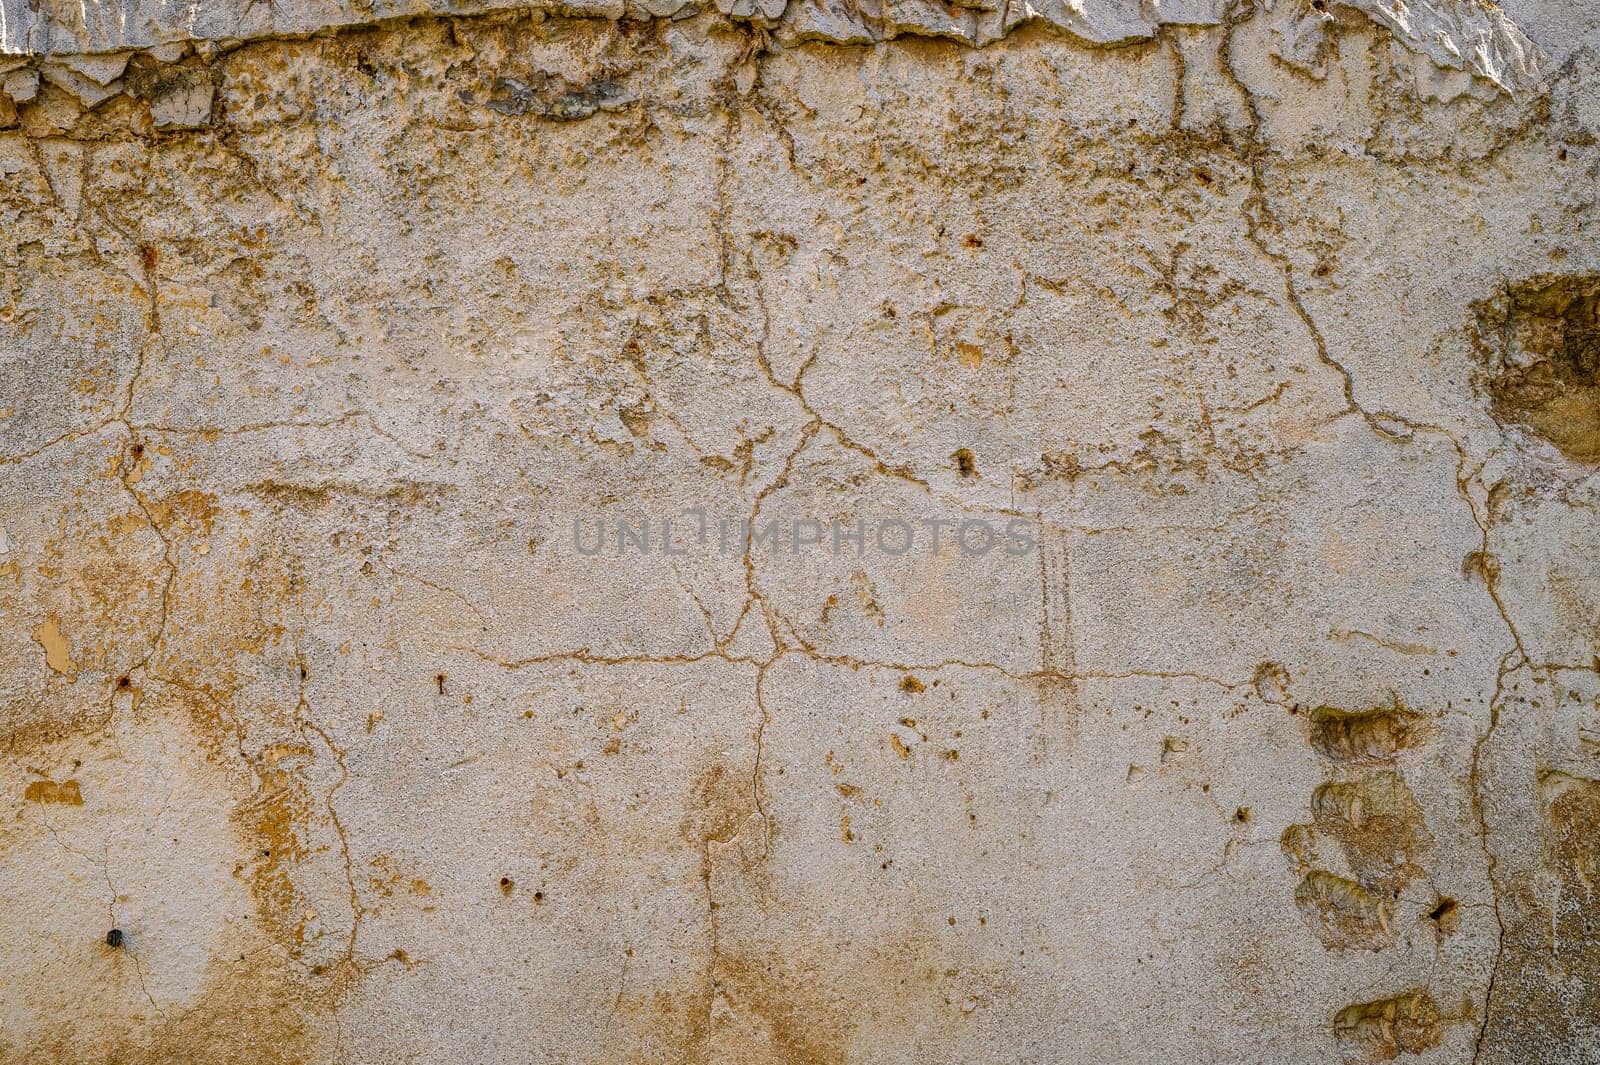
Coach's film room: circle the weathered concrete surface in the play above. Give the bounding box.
[0,1,1597,1062]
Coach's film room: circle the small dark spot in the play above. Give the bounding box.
[1558,147,1568,161]
[140,246,158,272]
[105,929,123,948]
[953,448,977,477]
[1428,897,1460,933]
[435,673,447,695]
[1311,0,1326,9]
[116,676,131,689]
[533,890,545,904]
[1234,807,1252,824]
[129,444,145,460]
[499,876,514,894]
[963,234,984,250]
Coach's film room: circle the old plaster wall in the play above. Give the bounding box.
[0,0,1597,1062]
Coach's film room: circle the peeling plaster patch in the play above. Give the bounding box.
[32,615,77,675]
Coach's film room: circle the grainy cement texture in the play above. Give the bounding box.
[0,0,1598,1061]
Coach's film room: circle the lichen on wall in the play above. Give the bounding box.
[1,0,1598,1062]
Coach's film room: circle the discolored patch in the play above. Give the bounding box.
[1306,704,1426,763]
[680,762,754,850]
[1292,869,1393,950]
[1309,771,1433,895]
[705,952,849,1065]
[22,778,83,805]
[1333,989,1443,1059]
[31,616,77,676]
[1476,275,1600,464]
[1479,771,1600,1058]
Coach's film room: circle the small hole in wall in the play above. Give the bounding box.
[534,891,545,904]
[435,673,447,695]
[116,676,131,689]
[1233,807,1252,825]
[499,877,514,895]
[1311,0,1326,10]
[130,444,144,460]
[953,448,978,477]
[1429,897,1460,933]
[105,929,124,948]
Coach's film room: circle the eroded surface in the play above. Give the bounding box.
[1,1,1598,1062]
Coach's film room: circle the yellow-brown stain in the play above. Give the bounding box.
[1478,275,1600,465]
[31,616,77,675]
[1333,989,1443,1059]
[1309,771,1433,895]
[9,953,326,1065]
[1468,770,1600,1057]
[680,762,753,850]
[1306,704,1426,763]
[234,759,321,953]
[613,917,1010,1065]
[1284,704,1436,951]
[1291,869,1392,950]
[145,489,220,537]
[23,778,84,805]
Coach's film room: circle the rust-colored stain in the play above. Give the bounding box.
[680,762,752,849]
[23,778,84,805]
[145,489,220,537]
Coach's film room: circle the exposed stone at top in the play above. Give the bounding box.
[0,0,1545,93]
